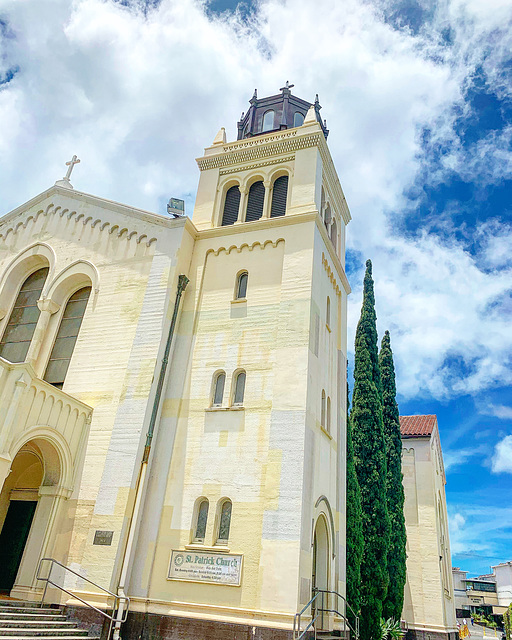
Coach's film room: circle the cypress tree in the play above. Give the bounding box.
[379,331,407,622]
[346,379,363,626]
[351,259,390,640]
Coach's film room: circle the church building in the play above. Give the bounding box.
[0,85,351,639]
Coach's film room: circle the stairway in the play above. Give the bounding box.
[0,600,99,639]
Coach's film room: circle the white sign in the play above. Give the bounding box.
[168,550,243,586]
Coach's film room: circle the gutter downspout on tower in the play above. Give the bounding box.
[112,274,189,640]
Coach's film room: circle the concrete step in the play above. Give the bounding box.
[0,608,63,615]
[0,599,56,609]
[0,631,88,637]
[0,621,76,629]
[0,613,66,622]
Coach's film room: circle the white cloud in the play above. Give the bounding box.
[0,0,511,398]
[483,404,512,420]
[444,445,488,472]
[448,504,512,557]
[491,435,512,474]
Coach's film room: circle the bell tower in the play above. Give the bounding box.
[132,86,353,639]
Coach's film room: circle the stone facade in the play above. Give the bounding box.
[0,94,350,638]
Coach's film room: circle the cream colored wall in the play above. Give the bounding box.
[129,220,316,626]
[0,187,191,596]
[402,433,456,634]
[127,120,351,628]
[0,113,352,629]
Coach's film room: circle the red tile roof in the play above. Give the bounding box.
[400,414,437,437]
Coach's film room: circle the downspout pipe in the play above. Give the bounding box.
[142,273,189,463]
[112,274,189,640]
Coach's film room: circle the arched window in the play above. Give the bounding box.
[216,499,232,545]
[0,267,49,363]
[44,286,91,388]
[321,390,326,427]
[293,111,304,127]
[326,396,331,433]
[245,181,265,222]
[212,371,226,407]
[321,187,326,213]
[262,110,274,132]
[221,185,241,226]
[194,498,209,543]
[270,176,288,218]
[330,219,337,251]
[236,272,248,299]
[324,204,331,230]
[326,296,330,328]
[232,370,246,406]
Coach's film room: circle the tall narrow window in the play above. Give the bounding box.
[245,181,265,222]
[262,110,274,132]
[236,272,248,299]
[293,111,304,127]
[233,371,246,406]
[212,371,226,407]
[216,499,232,545]
[326,396,331,433]
[270,176,288,218]
[0,267,49,363]
[44,286,91,388]
[194,499,209,543]
[330,219,337,251]
[324,204,331,230]
[221,186,241,226]
[321,390,326,427]
[326,297,331,328]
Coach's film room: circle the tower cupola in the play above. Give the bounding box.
[237,83,329,140]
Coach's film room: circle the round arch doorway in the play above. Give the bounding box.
[312,515,330,630]
[0,436,63,596]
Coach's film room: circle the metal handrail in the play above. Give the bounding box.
[315,588,360,639]
[36,557,130,640]
[293,588,360,640]
[293,589,324,640]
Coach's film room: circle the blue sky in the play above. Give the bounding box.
[0,0,511,577]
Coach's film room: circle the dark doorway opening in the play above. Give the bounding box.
[0,500,37,591]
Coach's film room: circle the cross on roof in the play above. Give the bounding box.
[64,155,80,180]
[280,81,294,93]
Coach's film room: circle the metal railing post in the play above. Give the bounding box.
[321,590,324,631]
[36,557,129,639]
[39,558,51,608]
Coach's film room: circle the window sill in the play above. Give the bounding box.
[231,298,247,305]
[205,406,245,412]
[320,425,333,440]
[185,544,231,553]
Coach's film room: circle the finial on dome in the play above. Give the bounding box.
[212,127,227,145]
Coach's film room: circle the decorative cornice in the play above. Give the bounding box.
[197,131,323,172]
[316,216,350,295]
[207,238,285,257]
[318,143,351,225]
[219,155,295,176]
[0,202,158,247]
[322,253,342,297]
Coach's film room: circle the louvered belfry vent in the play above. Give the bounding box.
[222,186,241,226]
[270,176,288,218]
[246,181,265,222]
